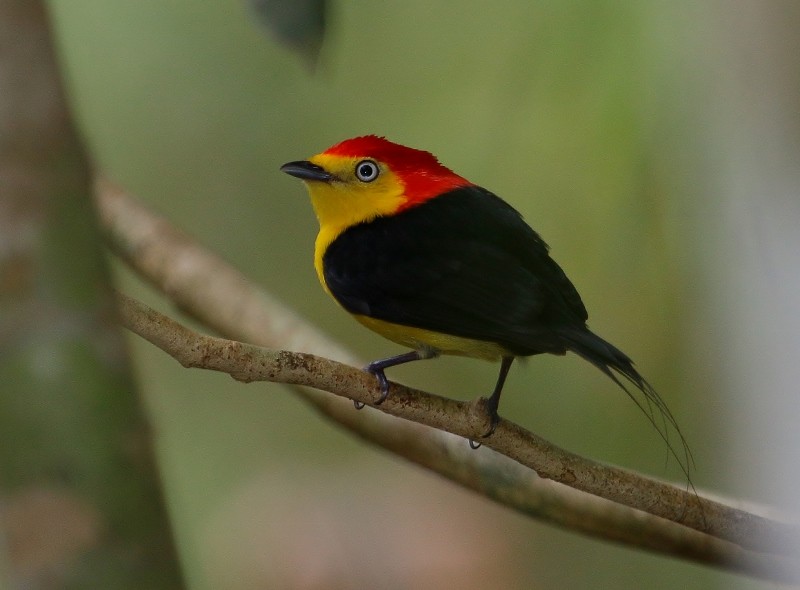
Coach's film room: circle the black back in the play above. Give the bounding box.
[322,186,589,356]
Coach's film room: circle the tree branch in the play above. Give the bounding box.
[97,179,800,582]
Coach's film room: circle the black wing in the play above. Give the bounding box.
[322,186,588,355]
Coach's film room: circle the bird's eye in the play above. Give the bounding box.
[355,160,379,182]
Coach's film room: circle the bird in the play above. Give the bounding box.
[281,135,690,467]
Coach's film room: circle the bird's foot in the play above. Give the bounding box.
[361,362,391,407]
[468,397,500,449]
[357,350,434,409]
[478,395,501,437]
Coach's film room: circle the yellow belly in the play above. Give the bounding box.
[353,314,511,361]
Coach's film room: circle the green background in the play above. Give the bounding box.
[45,1,787,588]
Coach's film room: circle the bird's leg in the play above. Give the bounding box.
[360,348,438,409]
[480,356,515,438]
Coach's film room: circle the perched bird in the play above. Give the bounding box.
[281,135,688,465]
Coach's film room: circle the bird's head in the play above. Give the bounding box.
[281,135,471,230]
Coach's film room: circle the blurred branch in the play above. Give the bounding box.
[98,180,800,583]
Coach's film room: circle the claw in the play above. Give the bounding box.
[481,414,499,438]
[362,350,437,407]
[353,400,365,410]
[365,364,391,405]
[477,396,500,439]
[374,377,390,405]
[465,397,500,448]
[466,410,497,449]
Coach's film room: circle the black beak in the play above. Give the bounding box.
[280,160,334,182]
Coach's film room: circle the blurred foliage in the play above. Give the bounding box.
[40,1,765,588]
[248,0,326,67]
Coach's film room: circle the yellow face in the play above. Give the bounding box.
[303,153,406,234]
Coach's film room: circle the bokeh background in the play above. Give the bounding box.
[45,1,800,588]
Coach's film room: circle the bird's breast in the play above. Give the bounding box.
[353,315,510,361]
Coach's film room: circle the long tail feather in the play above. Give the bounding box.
[559,328,695,483]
